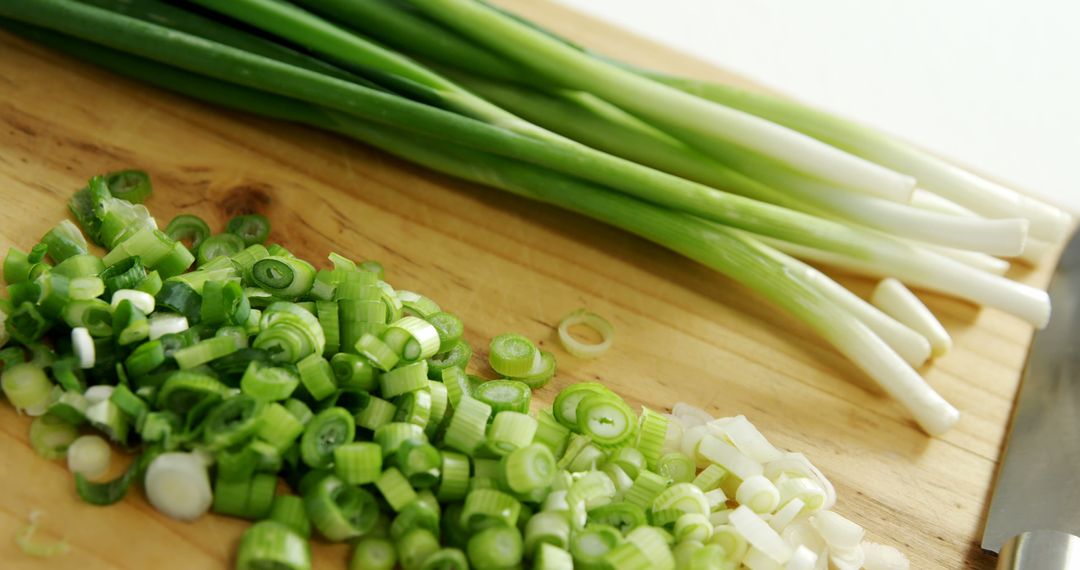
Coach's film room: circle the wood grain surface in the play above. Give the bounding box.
[0,2,1061,568]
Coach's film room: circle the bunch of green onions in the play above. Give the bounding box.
[0,172,907,569]
[0,0,1068,435]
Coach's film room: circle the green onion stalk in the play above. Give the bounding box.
[0,5,1052,330]
[2,24,958,434]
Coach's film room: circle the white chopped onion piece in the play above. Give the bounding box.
[556,309,613,359]
[708,415,784,463]
[710,524,749,563]
[744,546,784,570]
[661,415,685,455]
[144,452,213,522]
[768,498,806,532]
[681,425,710,467]
[71,327,95,369]
[764,453,836,510]
[66,435,111,480]
[673,402,713,426]
[710,508,732,526]
[810,510,865,550]
[871,278,952,357]
[785,545,819,570]
[110,289,156,314]
[83,385,115,405]
[862,541,911,570]
[830,544,867,570]
[730,505,792,564]
[704,488,728,510]
[698,434,764,481]
[737,475,781,514]
[148,313,189,340]
[542,490,568,513]
[781,520,828,555]
[776,476,827,512]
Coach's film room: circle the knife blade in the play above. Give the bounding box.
[982,229,1080,569]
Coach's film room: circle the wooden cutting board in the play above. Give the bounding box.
[0,2,1061,568]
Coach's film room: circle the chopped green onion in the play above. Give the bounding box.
[375,467,418,512]
[386,316,441,361]
[155,281,202,324]
[427,339,472,378]
[473,379,531,414]
[236,520,311,570]
[15,510,70,559]
[570,524,622,567]
[467,524,523,569]
[334,442,382,485]
[350,537,397,570]
[299,407,355,469]
[52,253,105,279]
[356,396,398,431]
[330,352,376,391]
[203,394,263,450]
[503,442,555,495]
[379,360,429,398]
[535,543,574,570]
[635,407,669,469]
[111,288,156,314]
[396,440,442,488]
[165,214,211,250]
[173,335,238,369]
[461,488,521,530]
[267,495,311,539]
[104,169,152,203]
[227,213,271,246]
[516,350,556,389]
[74,453,141,505]
[296,353,337,401]
[425,311,463,352]
[240,361,299,401]
[355,333,399,371]
[41,219,88,263]
[443,396,491,455]
[657,452,696,484]
[488,333,537,377]
[552,382,613,429]
[436,450,471,502]
[303,473,379,541]
[2,362,54,415]
[198,233,246,266]
[251,256,315,298]
[28,413,78,460]
[557,309,613,359]
[487,411,537,455]
[256,402,305,452]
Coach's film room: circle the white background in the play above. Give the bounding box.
[557,0,1080,213]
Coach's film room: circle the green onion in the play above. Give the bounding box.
[487,411,537,456]
[256,402,305,452]
[268,495,312,540]
[473,379,531,415]
[503,442,555,495]
[104,169,152,203]
[74,454,141,506]
[350,537,397,570]
[379,361,429,398]
[227,213,271,246]
[236,520,311,570]
[304,473,379,541]
[28,414,78,460]
[333,441,382,485]
[355,396,397,431]
[467,524,523,570]
[41,220,88,263]
[461,488,521,531]
[202,394,263,450]
[240,361,299,401]
[15,510,70,559]
[443,396,491,455]
[436,450,470,502]
[300,406,355,468]
[657,452,696,484]
[252,256,315,299]
[330,352,376,391]
[427,339,472,379]
[552,382,612,429]
[355,333,398,371]
[375,467,418,513]
[197,233,246,266]
[296,353,337,401]
[1,362,53,415]
[570,524,622,568]
[397,528,440,570]
[488,333,537,377]
[425,312,463,352]
[53,253,105,279]
[165,214,211,250]
[173,335,238,369]
[557,309,614,360]
[396,440,442,488]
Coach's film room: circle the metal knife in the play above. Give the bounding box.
[982,229,1080,569]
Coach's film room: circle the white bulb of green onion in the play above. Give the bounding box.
[810,510,865,551]
[736,475,781,514]
[83,385,114,405]
[110,289,156,314]
[67,435,111,480]
[871,278,952,358]
[785,545,820,570]
[148,313,189,340]
[862,542,911,570]
[768,498,806,533]
[708,415,784,464]
[144,452,213,522]
[72,327,95,369]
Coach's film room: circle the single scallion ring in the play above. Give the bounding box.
[556,309,613,359]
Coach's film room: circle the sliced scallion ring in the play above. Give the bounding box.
[226,213,271,246]
[165,214,211,250]
[557,309,613,359]
[488,333,537,377]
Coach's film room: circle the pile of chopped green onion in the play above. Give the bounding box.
[1,172,908,569]
[0,0,1067,434]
